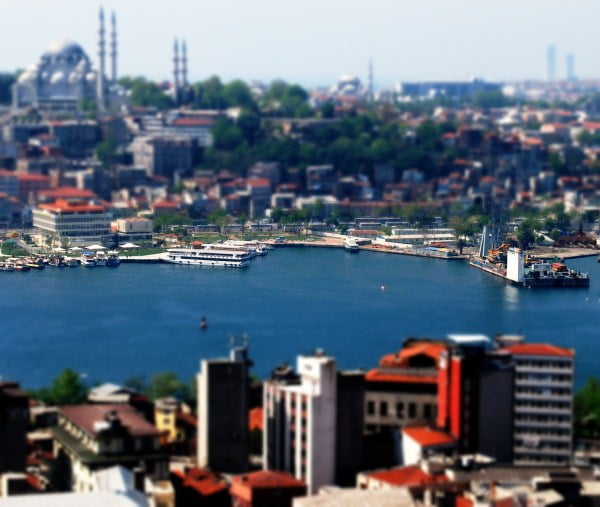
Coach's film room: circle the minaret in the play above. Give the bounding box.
[182,39,188,88]
[173,38,180,105]
[368,59,374,103]
[97,6,106,111]
[110,11,117,84]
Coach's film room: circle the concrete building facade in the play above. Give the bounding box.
[197,343,250,473]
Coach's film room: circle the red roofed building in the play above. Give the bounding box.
[401,425,456,465]
[152,199,184,216]
[52,404,168,491]
[32,198,111,246]
[365,341,447,433]
[37,186,96,203]
[499,341,574,467]
[230,470,306,507]
[170,467,230,507]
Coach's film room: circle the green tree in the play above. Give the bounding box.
[575,377,600,438]
[516,219,537,249]
[212,118,243,150]
[222,80,256,110]
[120,76,174,109]
[30,368,88,405]
[147,372,186,401]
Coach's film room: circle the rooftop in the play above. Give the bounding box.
[502,343,574,358]
[59,404,160,438]
[402,425,456,447]
[231,470,306,490]
[363,465,447,487]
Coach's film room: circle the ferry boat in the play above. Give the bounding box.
[343,237,360,253]
[163,245,252,268]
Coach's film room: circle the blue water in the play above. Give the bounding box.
[0,249,598,389]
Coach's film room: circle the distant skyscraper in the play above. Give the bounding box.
[566,52,575,81]
[546,44,556,82]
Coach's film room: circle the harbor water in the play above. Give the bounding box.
[0,249,598,389]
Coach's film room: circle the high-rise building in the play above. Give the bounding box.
[547,44,557,82]
[263,353,364,494]
[197,340,251,473]
[0,382,29,473]
[499,341,574,466]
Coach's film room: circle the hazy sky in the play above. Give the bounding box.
[2,0,599,88]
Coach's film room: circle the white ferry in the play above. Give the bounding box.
[163,246,252,268]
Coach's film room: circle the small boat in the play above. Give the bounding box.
[106,253,120,267]
[95,251,108,266]
[65,257,79,267]
[199,316,208,330]
[80,252,96,267]
[344,237,360,253]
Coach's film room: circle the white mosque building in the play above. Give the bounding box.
[12,8,125,114]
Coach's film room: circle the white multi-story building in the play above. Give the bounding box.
[263,354,337,494]
[33,199,111,245]
[503,343,574,466]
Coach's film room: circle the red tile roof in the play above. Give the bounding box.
[402,426,456,447]
[153,200,180,209]
[38,199,106,214]
[379,343,446,368]
[502,343,574,358]
[365,370,438,384]
[247,178,271,188]
[172,468,228,497]
[364,465,447,487]
[171,117,215,127]
[15,173,51,183]
[59,404,161,437]
[231,470,306,490]
[249,407,263,432]
[38,187,95,198]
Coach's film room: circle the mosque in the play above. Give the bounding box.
[12,8,126,114]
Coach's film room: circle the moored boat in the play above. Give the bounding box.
[164,245,252,268]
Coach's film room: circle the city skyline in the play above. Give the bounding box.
[2,0,599,87]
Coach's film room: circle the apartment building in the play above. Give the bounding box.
[501,342,574,466]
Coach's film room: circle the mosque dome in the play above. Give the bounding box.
[50,71,65,84]
[45,39,85,58]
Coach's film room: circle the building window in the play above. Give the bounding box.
[380,401,388,416]
[408,403,417,418]
[396,403,404,419]
[423,404,432,419]
[367,400,375,415]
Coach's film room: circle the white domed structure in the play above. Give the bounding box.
[12,37,98,110]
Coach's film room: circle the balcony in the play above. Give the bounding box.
[515,418,571,430]
[516,364,573,375]
[515,391,572,402]
[516,378,572,388]
[514,431,572,443]
[514,404,571,415]
[513,446,571,456]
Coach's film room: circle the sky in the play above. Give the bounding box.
[2,0,599,88]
